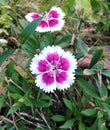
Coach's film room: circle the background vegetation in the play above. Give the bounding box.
[0,0,110,129]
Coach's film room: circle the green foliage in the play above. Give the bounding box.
[63,98,76,112]
[0,49,14,65]
[60,119,75,129]
[81,109,97,116]
[51,115,65,122]
[89,49,103,68]
[20,17,42,44]
[75,0,93,20]
[78,78,100,99]
[76,38,89,56]
[0,5,12,30]
[102,70,110,78]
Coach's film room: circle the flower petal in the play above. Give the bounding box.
[56,71,68,83]
[48,19,59,27]
[25,12,41,22]
[48,6,65,19]
[41,46,64,58]
[56,73,75,90]
[25,7,65,32]
[30,54,47,75]
[35,74,56,93]
[62,51,77,73]
[57,81,70,90]
[36,19,65,32]
[42,72,54,85]
[49,19,65,32]
[35,20,50,32]
[47,52,60,65]
[39,20,49,28]
[37,60,51,72]
[57,57,70,71]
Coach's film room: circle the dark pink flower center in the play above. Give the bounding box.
[37,60,51,72]
[42,72,54,85]
[31,13,40,19]
[48,19,59,27]
[49,10,59,18]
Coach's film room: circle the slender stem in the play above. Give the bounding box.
[5,77,25,92]
[7,90,18,129]
[70,33,76,46]
[36,109,51,130]
[15,112,43,128]
[19,112,43,122]
[97,70,102,87]
[0,116,14,124]
[12,114,19,130]
[15,112,38,127]
[95,107,106,112]
[10,79,24,92]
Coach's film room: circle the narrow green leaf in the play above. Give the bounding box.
[79,121,85,130]
[19,19,28,29]
[40,41,49,50]
[33,100,52,108]
[24,98,32,107]
[8,84,23,95]
[102,70,110,78]
[12,70,19,83]
[98,84,108,100]
[102,103,110,117]
[97,111,105,130]
[76,39,89,56]
[0,125,7,130]
[22,79,30,91]
[34,129,42,130]
[56,35,71,44]
[0,90,7,108]
[83,69,96,76]
[81,109,97,116]
[14,66,28,78]
[22,41,37,54]
[51,115,65,122]
[40,95,51,100]
[20,17,42,44]
[7,102,22,115]
[10,93,22,100]
[89,49,103,68]
[91,0,101,12]
[60,119,75,129]
[6,61,14,77]
[76,67,83,76]
[63,98,74,112]
[0,49,14,65]
[78,78,100,98]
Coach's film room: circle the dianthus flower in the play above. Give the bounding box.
[25,7,65,32]
[30,46,77,93]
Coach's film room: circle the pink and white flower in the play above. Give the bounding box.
[25,7,65,32]
[30,46,77,93]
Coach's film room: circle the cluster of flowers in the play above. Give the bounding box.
[25,7,77,92]
[25,7,65,32]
